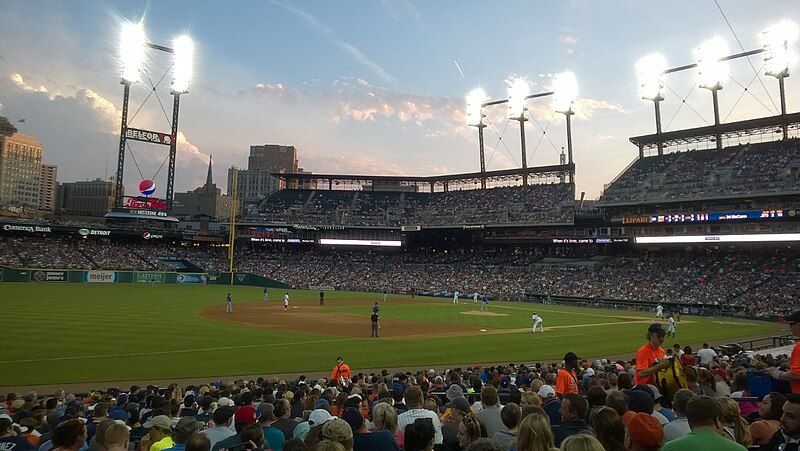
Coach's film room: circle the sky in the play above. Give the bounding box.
[0,0,798,199]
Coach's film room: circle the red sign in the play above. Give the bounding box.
[124,196,169,210]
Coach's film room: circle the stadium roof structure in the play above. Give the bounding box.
[630,112,800,157]
[274,164,574,192]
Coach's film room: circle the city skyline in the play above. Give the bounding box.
[0,1,798,198]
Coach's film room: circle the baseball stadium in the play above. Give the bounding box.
[2,3,800,451]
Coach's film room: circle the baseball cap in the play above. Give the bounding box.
[585,368,595,377]
[113,419,132,431]
[216,397,234,407]
[631,385,655,400]
[648,323,666,336]
[445,385,464,401]
[293,421,311,440]
[449,397,471,414]
[627,412,664,447]
[341,407,363,433]
[308,409,335,428]
[627,391,655,414]
[322,418,353,442]
[109,410,129,421]
[174,417,203,435]
[645,384,663,402]
[537,385,556,398]
[143,415,171,430]
[313,398,331,409]
[564,352,579,362]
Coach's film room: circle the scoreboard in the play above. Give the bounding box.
[624,209,789,225]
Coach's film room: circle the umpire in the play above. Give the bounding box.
[371,310,379,339]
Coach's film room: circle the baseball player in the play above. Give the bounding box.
[263,286,269,303]
[667,314,677,338]
[656,304,664,319]
[226,293,233,314]
[531,312,544,332]
[481,295,489,311]
[284,292,289,310]
[473,293,479,304]
[453,291,459,304]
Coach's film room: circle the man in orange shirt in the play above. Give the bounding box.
[635,323,671,386]
[556,352,580,396]
[767,310,800,393]
[331,356,352,386]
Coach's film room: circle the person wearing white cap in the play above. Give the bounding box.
[453,291,459,304]
[537,385,561,426]
[531,313,543,333]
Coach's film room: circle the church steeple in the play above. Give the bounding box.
[205,154,213,193]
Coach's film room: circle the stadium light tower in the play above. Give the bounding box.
[553,71,577,183]
[696,37,729,150]
[113,21,195,210]
[637,54,668,155]
[763,20,799,139]
[466,88,488,188]
[507,78,530,185]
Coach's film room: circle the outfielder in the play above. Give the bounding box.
[531,312,544,332]
[284,292,289,310]
[480,295,489,311]
[226,293,233,314]
[263,286,269,303]
[667,314,677,338]
[453,291,459,304]
[656,304,664,319]
[473,293,479,303]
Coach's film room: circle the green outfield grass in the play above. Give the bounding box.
[0,283,783,387]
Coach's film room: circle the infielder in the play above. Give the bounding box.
[284,292,289,310]
[656,304,664,319]
[480,295,489,311]
[531,312,544,332]
[453,291,459,304]
[473,293,479,304]
[667,314,677,338]
[226,293,233,314]
[263,286,269,303]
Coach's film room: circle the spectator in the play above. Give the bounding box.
[552,394,590,447]
[185,434,210,451]
[239,424,265,450]
[0,416,35,451]
[371,403,402,449]
[164,417,204,451]
[559,434,604,451]
[397,387,443,445]
[102,423,129,451]
[87,403,109,441]
[661,396,746,451]
[491,402,520,451]
[474,387,506,437]
[274,400,300,441]
[767,310,800,393]
[588,407,624,451]
[696,344,716,366]
[234,392,257,427]
[662,389,695,442]
[441,397,470,451]
[51,419,87,451]
[140,415,174,451]
[456,414,485,450]
[762,393,800,451]
[331,358,352,387]
[556,353,580,396]
[718,397,752,447]
[321,419,353,451]
[748,392,785,446]
[202,407,235,450]
[403,418,434,451]
[314,440,345,451]
[514,413,555,451]
[624,413,663,451]
[256,403,285,451]
[340,407,397,451]
[537,386,561,427]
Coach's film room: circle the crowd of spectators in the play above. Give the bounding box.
[2,238,798,317]
[600,139,800,204]
[249,183,574,227]
[3,329,800,451]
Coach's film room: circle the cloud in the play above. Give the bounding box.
[9,73,50,96]
[559,34,579,45]
[270,1,396,84]
[302,153,409,176]
[573,98,626,118]
[248,82,298,104]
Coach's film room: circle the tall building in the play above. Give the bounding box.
[173,155,234,219]
[39,164,57,211]
[57,179,115,216]
[228,144,300,202]
[0,130,44,209]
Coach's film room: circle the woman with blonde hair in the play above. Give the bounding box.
[718,396,752,447]
[560,434,605,451]
[514,413,557,451]
[457,414,486,449]
[520,392,540,407]
[372,402,403,448]
[313,439,346,451]
[588,407,624,451]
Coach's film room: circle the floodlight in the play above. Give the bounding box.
[466,88,486,126]
[552,71,578,113]
[763,20,799,77]
[507,78,530,119]
[172,35,194,94]
[119,21,147,84]
[696,37,729,89]
[636,53,668,100]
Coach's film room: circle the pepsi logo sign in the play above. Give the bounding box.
[139,179,156,196]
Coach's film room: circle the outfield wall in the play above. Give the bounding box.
[0,266,289,288]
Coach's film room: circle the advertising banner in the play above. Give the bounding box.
[85,270,118,283]
[176,273,207,284]
[135,272,165,283]
[31,270,68,282]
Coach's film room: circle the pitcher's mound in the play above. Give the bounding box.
[461,311,508,317]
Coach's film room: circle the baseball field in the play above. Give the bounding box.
[0,283,783,389]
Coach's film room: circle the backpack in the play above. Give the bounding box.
[657,357,694,406]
